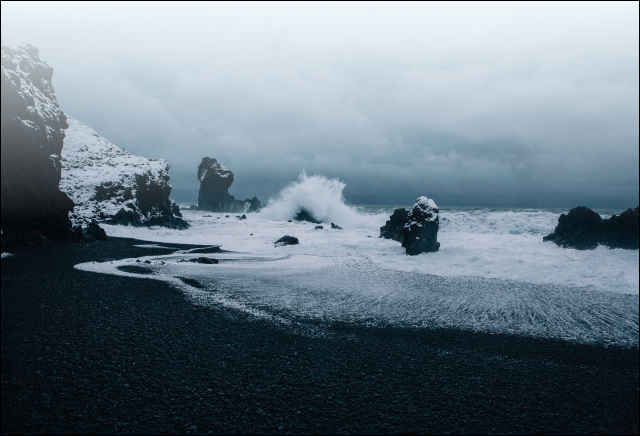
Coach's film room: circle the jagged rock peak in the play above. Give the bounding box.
[197,157,262,213]
[198,157,233,183]
[60,117,188,229]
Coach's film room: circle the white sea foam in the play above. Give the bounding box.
[261,172,387,229]
[84,173,639,345]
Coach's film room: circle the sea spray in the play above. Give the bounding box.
[261,172,387,229]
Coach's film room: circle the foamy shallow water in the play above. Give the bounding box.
[100,207,639,295]
[71,206,638,346]
[74,173,638,345]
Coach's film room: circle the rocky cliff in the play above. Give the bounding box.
[60,118,188,229]
[1,41,77,249]
[197,157,262,213]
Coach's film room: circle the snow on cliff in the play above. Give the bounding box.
[60,117,188,229]
[1,41,76,248]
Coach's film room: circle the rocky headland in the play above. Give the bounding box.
[544,206,639,250]
[60,117,188,229]
[196,157,262,213]
[1,41,187,250]
[1,42,77,249]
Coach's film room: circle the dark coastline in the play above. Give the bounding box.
[2,238,638,434]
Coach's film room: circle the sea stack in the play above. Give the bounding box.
[197,157,262,213]
[1,42,77,249]
[402,196,440,255]
[379,196,440,255]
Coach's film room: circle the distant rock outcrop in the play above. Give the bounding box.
[543,206,639,250]
[402,196,440,255]
[60,118,188,229]
[197,157,262,213]
[379,197,440,255]
[1,42,78,249]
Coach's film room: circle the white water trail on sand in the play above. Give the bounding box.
[261,171,387,230]
[74,251,639,346]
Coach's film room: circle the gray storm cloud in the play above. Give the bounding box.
[2,2,638,207]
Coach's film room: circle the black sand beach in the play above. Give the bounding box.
[2,238,638,434]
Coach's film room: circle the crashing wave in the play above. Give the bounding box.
[261,171,386,229]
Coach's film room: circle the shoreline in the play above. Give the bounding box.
[2,237,638,434]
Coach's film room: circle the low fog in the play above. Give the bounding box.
[2,2,638,208]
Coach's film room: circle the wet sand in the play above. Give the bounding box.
[2,238,638,434]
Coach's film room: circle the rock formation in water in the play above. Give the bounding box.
[379,208,409,242]
[402,196,440,255]
[275,235,299,247]
[543,206,639,250]
[380,197,440,255]
[60,117,188,229]
[197,157,262,213]
[1,42,78,249]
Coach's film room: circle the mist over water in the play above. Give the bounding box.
[261,172,389,230]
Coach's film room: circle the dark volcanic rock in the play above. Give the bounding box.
[275,235,299,247]
[402,197,440,255]
[543,206,601,250]
[1,42,79,250]
[294,208,321,223]
[75,221,108,242]
[544,206,639,250]
[197,157,262,213]
[379,208,409,242]
[331,223,343,230]
[600,207,639,249]
[315,225,324,230]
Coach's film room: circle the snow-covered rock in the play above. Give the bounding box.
[1,41,77,249]
[60,117,188,229]
[197,157,262,213]
[402,196,440,255]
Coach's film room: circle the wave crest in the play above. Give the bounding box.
[261,172,385,229]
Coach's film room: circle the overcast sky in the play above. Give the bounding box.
[2,2,638,208]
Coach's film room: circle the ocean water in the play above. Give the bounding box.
[76,174,639,346]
